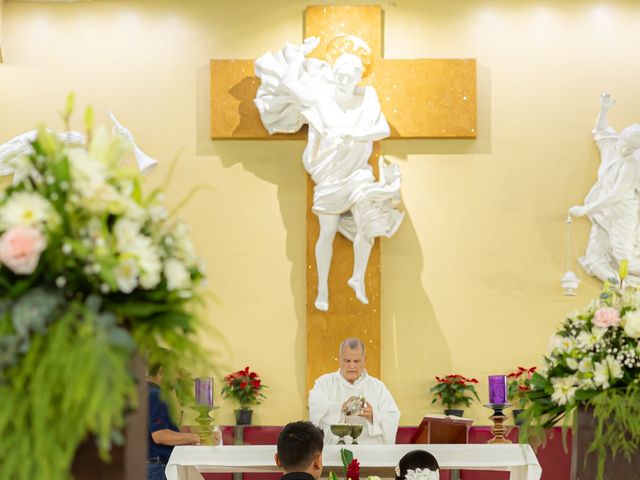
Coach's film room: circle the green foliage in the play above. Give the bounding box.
[587,383,640,478]
[430,374,480,410]
[0,297,136,480]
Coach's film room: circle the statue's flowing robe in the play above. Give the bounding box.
[308,370,400,445]
[254,48,403,242]
[581,126,640,281]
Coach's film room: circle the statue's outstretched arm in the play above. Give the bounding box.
[595,92,615,132]
[282,37,321,106]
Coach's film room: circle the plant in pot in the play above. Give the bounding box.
[507,366,536,425]
[221,366,267,425]
[430,374,480,416]
[520,262,640,480]
[0,96,209,480]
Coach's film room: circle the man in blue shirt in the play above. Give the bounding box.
[147,363,221,480]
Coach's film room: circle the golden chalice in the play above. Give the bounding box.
[330,424,353,445]
[349,424,363,444]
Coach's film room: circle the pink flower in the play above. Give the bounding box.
[0,226,47,275]
[593,307,621,328]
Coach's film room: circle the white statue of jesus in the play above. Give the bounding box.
[254,35,404,311]
[569,93,640,283]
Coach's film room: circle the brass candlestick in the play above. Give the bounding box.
[193,405,220,445]
[484,403,512,444]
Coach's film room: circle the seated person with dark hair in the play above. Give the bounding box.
[275,421,325,480]
[395,450,440,480]
[147,362,221,480]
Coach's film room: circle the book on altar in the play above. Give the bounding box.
[409,414,473,444]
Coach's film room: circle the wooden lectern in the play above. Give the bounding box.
[410,415,473,444]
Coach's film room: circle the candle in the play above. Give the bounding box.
[488,375,507,404]
[195,377,214,406]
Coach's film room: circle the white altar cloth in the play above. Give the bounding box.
[166,444,541,480]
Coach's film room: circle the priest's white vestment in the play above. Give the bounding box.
[308,370,400,444]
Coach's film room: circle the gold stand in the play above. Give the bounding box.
[193,405,219,445]
[484,403,512,444]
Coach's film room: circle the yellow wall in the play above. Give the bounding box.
[2,0,640,427]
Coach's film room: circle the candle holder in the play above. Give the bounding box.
[193,405,220,445]
[484,403,512,444]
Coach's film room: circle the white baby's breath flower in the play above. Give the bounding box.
[165,258,191,291]
[173,221,199,267]
[149,205,168,223]
[115,258,139,294]
[0,191,56,228]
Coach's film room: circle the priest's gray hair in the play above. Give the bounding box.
[339,337,366,356]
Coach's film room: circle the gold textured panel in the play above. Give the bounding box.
[306,144,382,393]
[208,5,478,393]
[304,5,382,62]
[304,5,383,393]
[374,59,477,138]
[210,59,306,139]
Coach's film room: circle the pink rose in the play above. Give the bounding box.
[593,306,621,328]
[0,226,47,275]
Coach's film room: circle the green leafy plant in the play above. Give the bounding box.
[328,448,364,480]
[221,366,267,409]
[0,95,209,480]
[507,366,536,409]
[520,262,640,480]
[430,374,480,410]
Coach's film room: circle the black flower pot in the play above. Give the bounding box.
[444,409,464,417]
[512,409,525,425]
[234,409,253,425]
[571,406,640,480]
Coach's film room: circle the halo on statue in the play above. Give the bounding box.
[325,34,373,77]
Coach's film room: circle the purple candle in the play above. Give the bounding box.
[195,377,214,406]
[488,375,507,404]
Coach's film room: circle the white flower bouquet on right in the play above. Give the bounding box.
[521,262,640,479]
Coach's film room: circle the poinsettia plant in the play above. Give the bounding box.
[221,366,267,409]
[430,374,480,410]
[329,449,379,480]
[507,366,536,409]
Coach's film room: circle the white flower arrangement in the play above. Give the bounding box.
[521,262,640,480]
[0,98,208,480]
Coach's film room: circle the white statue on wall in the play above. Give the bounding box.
[0,114,157,181]
[254,35,404,311]
[569,93,640,283]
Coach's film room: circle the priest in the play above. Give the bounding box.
[308,337,400,444]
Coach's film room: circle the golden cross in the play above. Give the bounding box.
[210,5,476,391]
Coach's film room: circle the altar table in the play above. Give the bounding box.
[166,444,541,480]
